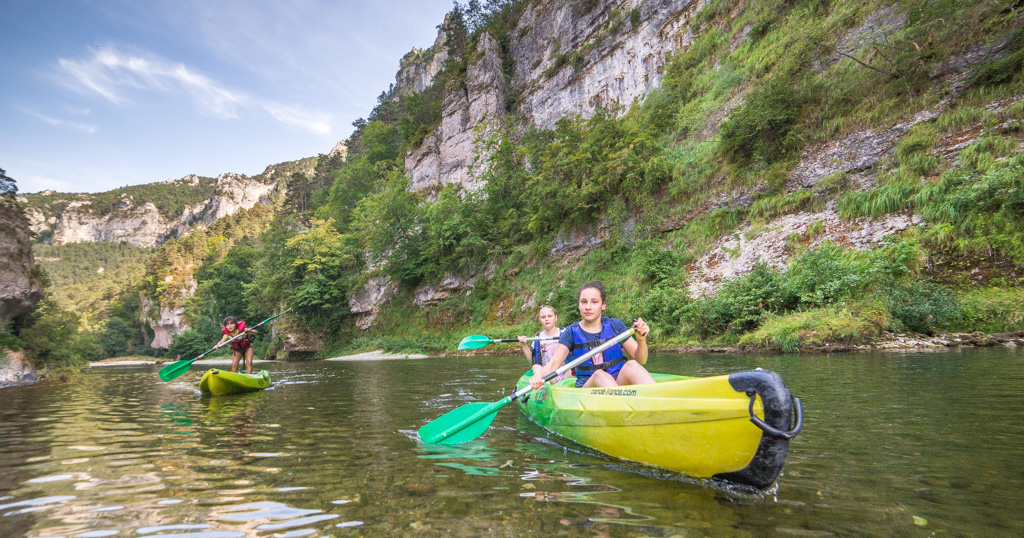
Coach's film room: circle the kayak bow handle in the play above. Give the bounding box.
[746,392,803,439]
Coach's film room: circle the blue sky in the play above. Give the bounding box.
[0,0,453,194]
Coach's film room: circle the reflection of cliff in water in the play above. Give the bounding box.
[0,380,60,537]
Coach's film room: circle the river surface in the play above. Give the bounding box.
[1,348,1022,537]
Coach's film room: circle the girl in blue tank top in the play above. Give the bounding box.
[528,281,655,389]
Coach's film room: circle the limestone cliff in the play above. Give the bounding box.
[404,0,698,197]
[405,32,507,197]
[1,202,43,386]
[141,278,194,350]
[396,29,448,96]
[21,156,314,249]
[26,174,278,248]
[0,202,44,322]
[510,0,695,129]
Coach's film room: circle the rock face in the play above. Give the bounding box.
[274,316,324,360]
[329,140,348,160]
[688,207,923,297]
[349,277,398,330]
[1,203,43,387]
[141,278,195,349]
[414,273,479,308]
[510,0,697,129]
[395,30,448,96]
[790,108,941,190]
[406,32,507,197]
[0,351,36,388]
[404,0,700,196]
[40,174,278,248]
[0,203,44,322]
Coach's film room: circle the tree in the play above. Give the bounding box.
[285,172,312,214]
[0,168,17,199]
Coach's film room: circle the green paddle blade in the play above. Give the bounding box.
[419,400,507,444]
[457,335,495,350]
[158,359,197,382]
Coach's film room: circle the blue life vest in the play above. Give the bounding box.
[568,318,627,385]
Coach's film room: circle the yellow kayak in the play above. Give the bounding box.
[199,369,271,395]
[515,370,802,489]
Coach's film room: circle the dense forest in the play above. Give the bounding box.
[5,0,1024,371]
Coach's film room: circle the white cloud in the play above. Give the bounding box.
[56,45,332,134]
[263,103,333,136]
[58,46,245,118]
[22,109,97,134]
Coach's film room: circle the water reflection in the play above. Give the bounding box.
[0,352,1022,537]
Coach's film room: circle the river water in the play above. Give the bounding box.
[1,348,1022,537]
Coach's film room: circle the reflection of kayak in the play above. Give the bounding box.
[515,370,802,490]
[199,369,271,395]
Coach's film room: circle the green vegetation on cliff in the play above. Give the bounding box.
[181,0,1023,356]
[22,0,1022,360]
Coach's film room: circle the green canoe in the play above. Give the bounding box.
[199,369,271,395]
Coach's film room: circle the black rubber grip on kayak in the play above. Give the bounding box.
[713,369,800,490]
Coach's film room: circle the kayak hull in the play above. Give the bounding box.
[515,370,800,489]
[199,369,271,395]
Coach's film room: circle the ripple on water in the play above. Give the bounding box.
[216,501,322,522]
[27,474,75,483]
[136,524,211,534]
[0,495,76,512]
[89,505,124,512]
[255,513,339,530]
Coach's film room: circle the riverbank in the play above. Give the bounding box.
[325,349,428,361]
[445,330,1024,357]
[85,331,1024,367]
[88,357,276,366]
[87,349,429,367]
[656,330,1024,354]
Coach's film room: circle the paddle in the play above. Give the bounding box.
[457,334,559,351]
[419,327,636,444]
[158,308,293,382]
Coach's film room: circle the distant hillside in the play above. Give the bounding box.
[19,156,316,247]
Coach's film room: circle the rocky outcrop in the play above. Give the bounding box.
[349,276,398,330]
[395,30,448,96]
[140,278,195,349]
[789,108,941,190]
[0,351,36,388]
[0,203,44,322]
[414,273,479,308]
[36,173,277,248]
[404,1,702,196]
[274,316,324,360]
[329,140,348,160]
[510,0,698,129]
[406,32,507,197]
[688,207,923,297]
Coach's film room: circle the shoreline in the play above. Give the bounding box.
[89,349,430,367]
[87,331,1024,367]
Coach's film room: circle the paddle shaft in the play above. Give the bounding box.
[159,308,292,381]
[422,327,635,443]
[494,335,559,344]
